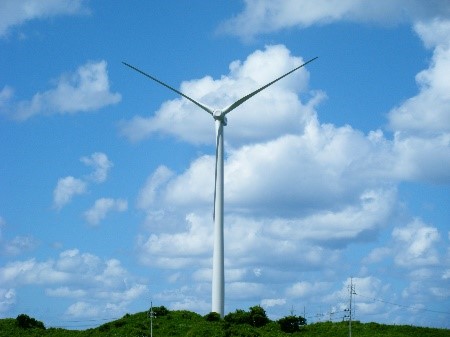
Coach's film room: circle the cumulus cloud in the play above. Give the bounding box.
[286,281,331,298]
[124,46,387,311]
[4,61,121,121]
[53,176,87,209]
[0,218,37,256]
[363,246,392,264]
[325,276,391,317]
[261,298,286,308]
[84,198,128,226]
[220,0,450,39]
[137,165,174,210]
[81,152,113,183]
[0,86,13,111]
[120,45,320,145]
[2,235,38,256]
[0,249,147,319]
[364,219,441,272]
[0,0,89,37]
[127,40,450,319]
[45,287,86,298]
[389,21,450,135]
[53,152,114,209]
[0,288,15,313]
[392,219,440,267]
[137,213,213,269]
[138,123,400,219]
[65,301,100,318]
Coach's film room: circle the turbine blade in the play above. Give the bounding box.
[122,62,213,115]
[222,56,318,115]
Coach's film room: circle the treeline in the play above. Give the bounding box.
[1,306,449,337]
[208,305,306,333]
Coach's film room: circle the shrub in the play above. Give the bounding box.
[224,309,251,325]
[225,324,261,337]
[205,311,222,322]
[152,305,169,317]
[278,315,306,333]
[15,314,45,330]
[249,306,270,328]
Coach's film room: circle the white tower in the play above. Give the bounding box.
[123,57,317,317]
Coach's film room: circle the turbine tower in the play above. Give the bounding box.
[123,56,317,317]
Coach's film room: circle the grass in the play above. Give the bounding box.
[1,308,449,337]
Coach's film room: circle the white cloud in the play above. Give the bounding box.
[443,270,450,280]
[261,298,286,308]
[391,134,450,184]
[0,288,16,313]
[55,249,101,273]
[0,249,147,319]
[170,297,210,313]
[0,0,89,37]
[53,176,87,209]
[2,235,38,256]
[414,19,450,49]
[137,213,213,268]
[0,249,128,288]
[389,22,450,135]
[143,120,398,218]
[84,198,128,226]
[46,286,86,298]
[65,301,100,318]
[227,282,267,300]
[120,45,320,145]
[392,219,440,267]
[326,276,391,316]
[363,247,392,264]
[0,86,14,112]
[286,281,331,298]
[6,60,121,121]
[52,152,114,210]
[127,43,449,319]
[81,152,113,183]
[385,19,450,185]
[95,284,148,303]
[220,0,450,39]
[0,259,70,285]
[137,165,174,209]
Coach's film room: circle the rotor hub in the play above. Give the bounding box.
[213,110,227,125]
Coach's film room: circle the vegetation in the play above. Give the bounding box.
[0,306,449,337]
[277,315,306,333]
[16,314,46,330]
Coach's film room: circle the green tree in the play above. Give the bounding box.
[278,315,306,333]
[249,305,270,327]
[224,306,270,328]
[225,324,261,337]
[153,305,169,317]
[204,311,222,322]
[15,314,45,329]
[224,309,252,325]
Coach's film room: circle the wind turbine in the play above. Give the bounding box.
[123,56,317,317]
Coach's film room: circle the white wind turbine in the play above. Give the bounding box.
[123,56,317,317]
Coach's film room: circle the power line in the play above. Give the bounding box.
[354,293,450,316]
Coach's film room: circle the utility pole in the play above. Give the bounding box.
[290,305,295,316]
[148,301,154,337]
[348,278,356,337]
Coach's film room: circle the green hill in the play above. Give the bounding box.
[1,307,449,337]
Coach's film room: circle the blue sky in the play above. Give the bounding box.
[1,0,449,329]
